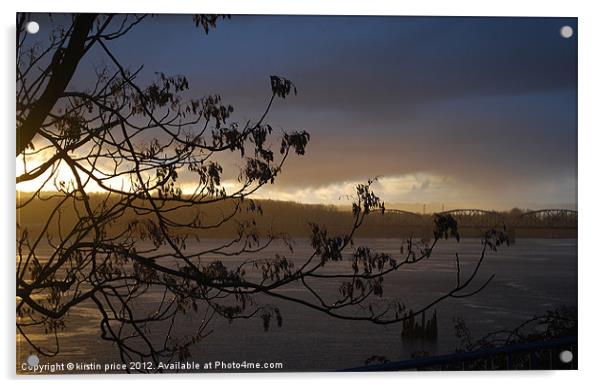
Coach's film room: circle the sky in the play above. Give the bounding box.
[23,15,578,211]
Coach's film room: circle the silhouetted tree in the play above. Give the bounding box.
[16,13,507,371]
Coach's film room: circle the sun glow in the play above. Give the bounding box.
[16,150,132,194]
[16,147,457,209]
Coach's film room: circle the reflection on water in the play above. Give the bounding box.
[17,238,577,372]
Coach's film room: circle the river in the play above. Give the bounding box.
[17,238,577,372]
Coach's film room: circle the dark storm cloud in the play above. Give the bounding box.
[170,16,577,112]
[69,15,577,208]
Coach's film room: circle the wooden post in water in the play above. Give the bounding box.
[507,227,516,243]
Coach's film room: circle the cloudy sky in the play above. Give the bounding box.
[35,15,579,211]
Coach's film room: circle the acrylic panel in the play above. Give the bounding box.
[16,13,577,374]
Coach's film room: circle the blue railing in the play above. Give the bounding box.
[340,336,577,371]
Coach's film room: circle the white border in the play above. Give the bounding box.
[3,1,601,387]
[5,0,584,16]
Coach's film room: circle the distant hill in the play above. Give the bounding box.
[16,192,576,240]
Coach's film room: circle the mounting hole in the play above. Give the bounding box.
[559,350,573,363]
[26,354,40,367]
[560,25,573,39]
[26,21,39,34]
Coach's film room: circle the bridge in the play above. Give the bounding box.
[368,208,577,239]
[381,208,577,228]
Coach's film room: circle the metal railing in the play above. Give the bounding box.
[341,336,577,371]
